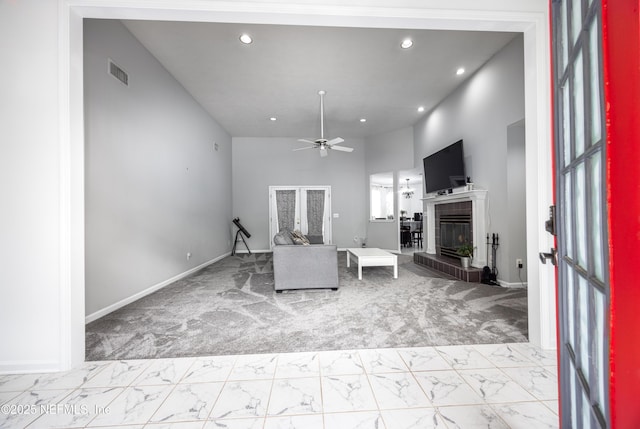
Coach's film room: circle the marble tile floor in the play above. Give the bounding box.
[0,342,559,429]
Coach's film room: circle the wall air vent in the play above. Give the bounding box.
[108,59,129,86]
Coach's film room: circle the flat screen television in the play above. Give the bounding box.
[423,139,466,194]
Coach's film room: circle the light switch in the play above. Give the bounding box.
[333,213,339,218]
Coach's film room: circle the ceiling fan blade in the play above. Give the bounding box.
[320,148,329,157]
[330,145,354,152]
[326,137,344,146]
[293,146,316,151]
[297,138,317,145]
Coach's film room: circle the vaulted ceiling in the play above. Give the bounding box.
[122,20,517,140]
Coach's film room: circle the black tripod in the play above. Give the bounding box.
[231,218,251,256]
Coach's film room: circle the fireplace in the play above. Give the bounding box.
[422,189,488,269]
[435,202,473,259]
[416,190,487,282]
[439,215,472,258]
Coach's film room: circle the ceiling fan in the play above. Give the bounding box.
[294,90,354,157]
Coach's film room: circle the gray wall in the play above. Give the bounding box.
[84,20,233,317]
[507,119,527,284]
[365,127,415,250]
[232,137,367,250]
[413,35,525,284]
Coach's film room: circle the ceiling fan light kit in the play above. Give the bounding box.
[294,90,354,157]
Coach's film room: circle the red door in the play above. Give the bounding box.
[550,0,640,427]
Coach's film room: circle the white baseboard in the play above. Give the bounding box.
[233,249,271,254]
[498,280,528,288]
[0,359,61,375]
[85,252,231,324]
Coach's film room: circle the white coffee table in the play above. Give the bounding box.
[346,248,398,280]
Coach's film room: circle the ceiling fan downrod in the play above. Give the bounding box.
[318,90,326,141]
[293,90,353,157]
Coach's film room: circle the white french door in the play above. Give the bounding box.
[268,186,332,249]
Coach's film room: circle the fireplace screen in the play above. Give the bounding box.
[440,217,471,258]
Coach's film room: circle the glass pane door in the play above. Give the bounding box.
[269,186,332,248]
[552,0,609,427]
[274,189,299,232]
[300,187,332,245]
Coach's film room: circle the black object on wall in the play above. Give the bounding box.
[423,139,466,194]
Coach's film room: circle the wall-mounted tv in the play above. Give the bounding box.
[423,139,466,194]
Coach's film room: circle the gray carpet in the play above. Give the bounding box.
[86,252,528,360]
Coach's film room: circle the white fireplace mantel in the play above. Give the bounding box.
[422,189,488,268]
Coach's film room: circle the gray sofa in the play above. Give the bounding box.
[272,230,339,292]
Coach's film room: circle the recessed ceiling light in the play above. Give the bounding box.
[456,67,465,75]
[400,38,413,49]
[417,106,425,113]
[269,117,277,121]
[360,118,367,123]
[239,34,253,44]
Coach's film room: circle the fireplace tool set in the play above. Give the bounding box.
[482,233,500,286]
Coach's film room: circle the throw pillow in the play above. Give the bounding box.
[273,232,289,245]
[291,230,310,245]
[282,230,295,245]
[274,230,295,245]
[307,235,324,244]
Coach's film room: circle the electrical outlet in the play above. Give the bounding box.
[187,252,192,260]
[516,258,523,269]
